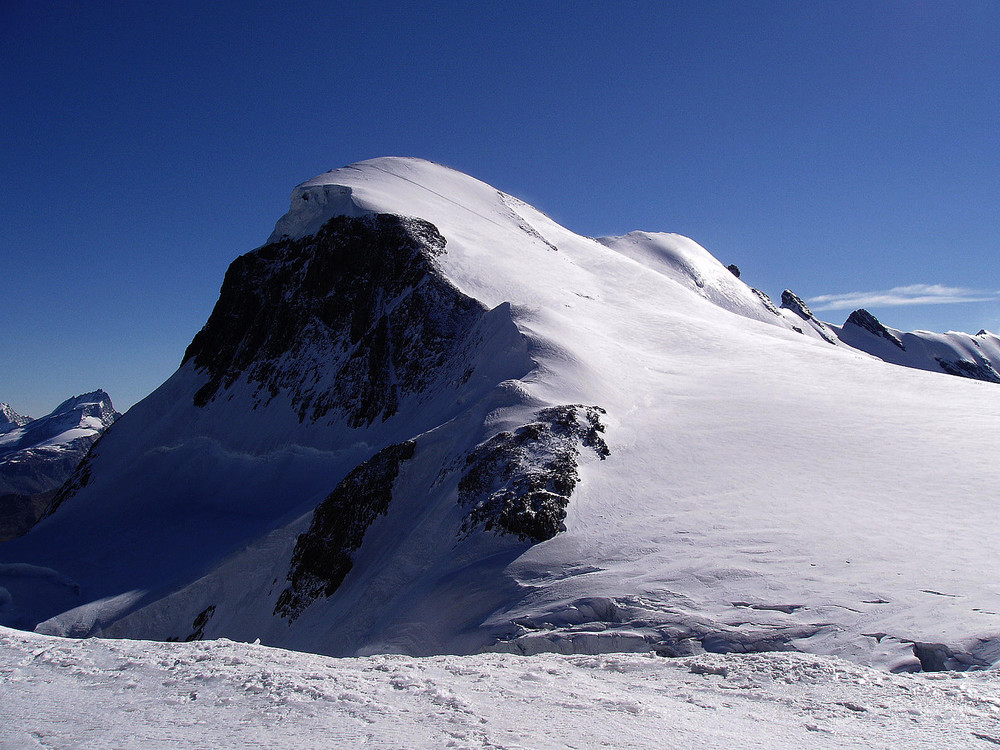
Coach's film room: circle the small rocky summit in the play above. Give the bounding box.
[779,290,814,320]
[0,390,119,541]
[780,289,839,344]
[844,309,906,350]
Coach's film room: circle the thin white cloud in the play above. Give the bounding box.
[808,284,999,312]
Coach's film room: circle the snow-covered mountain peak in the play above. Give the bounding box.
[4,160,1000,673]
[49,390,117,421]
[267,157,498,244]
[0,390,119,461]
[0,390,120,541]
[832,310,1000,383]
[0,403,31,433]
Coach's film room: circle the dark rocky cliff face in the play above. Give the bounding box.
[275,440,416,621]
[183,214,485,428]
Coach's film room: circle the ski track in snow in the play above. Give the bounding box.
[2,628,999,749]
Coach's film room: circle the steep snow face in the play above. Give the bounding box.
[2,158,1000,672]
[833,310,1000,383]
[0,391,119,541]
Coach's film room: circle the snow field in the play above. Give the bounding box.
[2,627,999,749]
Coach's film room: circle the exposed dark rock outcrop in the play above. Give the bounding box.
[184,214,485,428]
[275,440,416,621]
[726,264,741,278]
[844,309,906,350]
[459,405,609,543]
[935,358,1000,384]
[0,490,56,542]
[167,605,217,642]
[780,290,814,319]
[750,289,781,316]
[780,290,838,344]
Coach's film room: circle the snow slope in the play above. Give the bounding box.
[2,626,998,750]
[2,158,1000,673]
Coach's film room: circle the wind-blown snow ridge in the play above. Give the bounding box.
[2,158,1000,674]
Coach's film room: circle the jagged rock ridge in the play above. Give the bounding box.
[0,404,31,432]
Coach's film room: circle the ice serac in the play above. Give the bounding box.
[0,391,119,541]
[2,158,999,671]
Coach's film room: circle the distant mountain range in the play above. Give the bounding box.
[0,391,119,540]
[2,158,997,674]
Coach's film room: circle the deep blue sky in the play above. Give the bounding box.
[3,1,999,417]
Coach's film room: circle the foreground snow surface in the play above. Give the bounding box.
[2,629,998,749]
